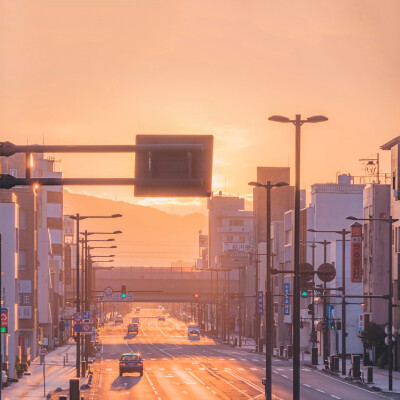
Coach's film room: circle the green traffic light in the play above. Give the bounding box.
[122,293,126,298]
[301,291,308,298]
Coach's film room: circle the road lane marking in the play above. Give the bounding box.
[281,375,288,379]
[224,369,264,394]
[331,396,341,399]
[201,364,252,399]
[188,371,206,385]
[316,389,325,393]
[303,384,311,387]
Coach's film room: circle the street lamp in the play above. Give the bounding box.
[346,215,398,391]
[85,230,122,235]
[308,228,350,375]
[67,213,122,378]
[249,180,288,400]
[269,113,328,400]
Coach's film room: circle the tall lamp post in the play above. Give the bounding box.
[67,214,121,377]
[308,228,350,375]
[248,180,288,400]
[269,113,328,400]
[347,215,398,391]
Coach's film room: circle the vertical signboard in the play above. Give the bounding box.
[350,222,363,282]
[1,308,8,333]
[284,283,290,316]
[257,291,264,315]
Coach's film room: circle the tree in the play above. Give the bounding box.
[360,322,387,368]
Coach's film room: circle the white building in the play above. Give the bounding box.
[0,192,19,377]
[34,154,64,348]
[283,174,364,356]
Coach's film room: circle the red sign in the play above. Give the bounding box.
[350,222,363,283]
[1,309,8,328]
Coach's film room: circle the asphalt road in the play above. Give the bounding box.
[87,308,400,400]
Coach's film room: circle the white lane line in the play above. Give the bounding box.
[303,384,311,388]
[316,389,325,393]
[145,371,155,388]
[201,364,252,399]
[188,371,206,386]
[211,390,217,394]
[224,369,264,394]
[281,375,288,379]
[331,396,341,399]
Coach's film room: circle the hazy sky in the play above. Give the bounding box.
[1,0,399,214]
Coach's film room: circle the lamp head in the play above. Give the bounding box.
[112,214,123,218]
[268,115,290,123]
[307,229,317,232]
[306,115,328,123]
[113,230,122,234]
[274,181,289,188]
[346,216,358,221]
[248,181,262,187]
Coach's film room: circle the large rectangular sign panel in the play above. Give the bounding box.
[350,223,363,283]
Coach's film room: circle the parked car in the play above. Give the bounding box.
[115,315,123,324]
[119,353,143,376]
[158,315,165,322]
[1,370,8,388]
[131,317,139,324]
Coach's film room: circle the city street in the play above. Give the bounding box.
[87,309,400,400]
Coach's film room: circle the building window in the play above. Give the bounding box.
[229,219,244,226]
[285,230,292,245]
[19,209,27,230]
[47,217,62,230]
[47,191,62,204]
[227,235,233,242]
[19,250,27,270]
[239,236,245,242]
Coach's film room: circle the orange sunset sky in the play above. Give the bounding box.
[1,0,399,215]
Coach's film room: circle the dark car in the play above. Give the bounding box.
[158,315,165,322]
[128,323,138,334]
[119,353,143,376]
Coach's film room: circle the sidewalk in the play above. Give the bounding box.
[220,333,400,394]
[1,340,88,399]
[301,351,400,393]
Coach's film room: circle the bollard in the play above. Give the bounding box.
[233,338,238,347]
[311,347,318,365]
[287,345,293,359]
[63,356,65,367]
[59,396,68,400]
[70,378,80,400]
[301,351,304,361]
[351,354,361,379]
[258,338,264,353]
[367,366,373,383]
[66,353,68,363]
[81,361,86,377]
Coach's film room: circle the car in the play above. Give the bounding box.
[115,315,123,324]
[128,323,138,334]
[135,307,140,313]
[131,317,139,324]
[158,315,165,322]
[188,323,200,337]
[119,353,143,376]
[1,370,8,388]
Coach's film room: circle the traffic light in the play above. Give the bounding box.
[300,263,313,298]
[121,284,127,298]
[194,293,199,301]
[330,321,336,330]
[307,303,314,315]
[336,321,342,330]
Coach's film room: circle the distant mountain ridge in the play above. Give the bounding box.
[63,191,208,267]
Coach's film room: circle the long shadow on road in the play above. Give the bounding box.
[111,375,142,390]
